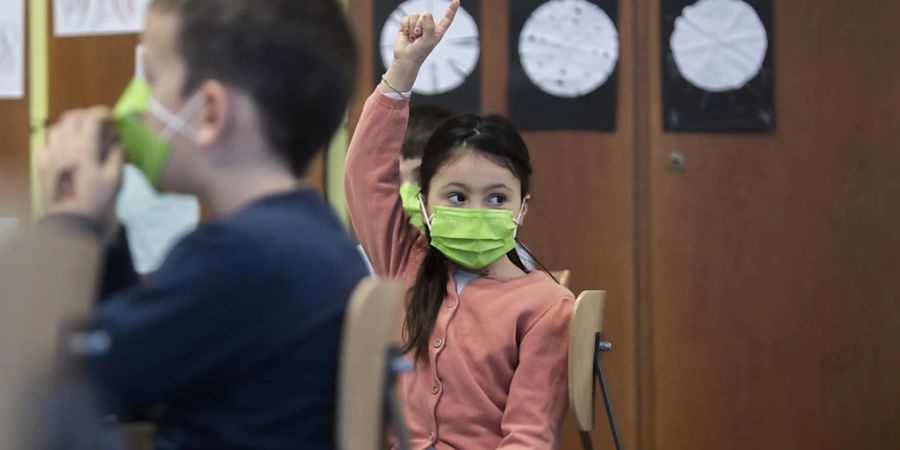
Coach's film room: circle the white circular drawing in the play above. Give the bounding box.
[518,0,619,98]
[380,0,480,96]
[670,0,768,92]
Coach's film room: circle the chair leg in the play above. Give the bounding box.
[580,431,595,450]
[385,347,413,450]
[386,382,411,450]
[595,333,624,450]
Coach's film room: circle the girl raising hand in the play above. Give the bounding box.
[346,1,574,448]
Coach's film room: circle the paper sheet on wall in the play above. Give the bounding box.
[661,0,775,132]
[0,0,24,98]
[54,0,152,37]
[116,165,199,274]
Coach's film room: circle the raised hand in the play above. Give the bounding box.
[39,107,124,233]
[382,0,460,94]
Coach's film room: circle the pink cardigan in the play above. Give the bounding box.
[345,89,574,450]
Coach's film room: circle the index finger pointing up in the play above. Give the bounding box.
[435,0,460,35]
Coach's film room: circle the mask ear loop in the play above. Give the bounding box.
[418,193,433,230]
[149,92,205,142]
[513,197,528,239]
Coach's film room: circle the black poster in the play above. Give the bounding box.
[373,0,481,112]
[662,0,775,132]
[508,0,619,131]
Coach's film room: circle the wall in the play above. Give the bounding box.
[637,0,900,448]
[348,1,900,449]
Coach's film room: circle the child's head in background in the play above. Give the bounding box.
[400,105,454,185]
[398,105,453,231]
[140,0,357,198]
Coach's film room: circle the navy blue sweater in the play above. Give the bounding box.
[89,189,368,449]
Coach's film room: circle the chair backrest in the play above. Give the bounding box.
[551,269,572,288]
[337,277,405,450]
[0,228,102,448]
[568,290,607,432]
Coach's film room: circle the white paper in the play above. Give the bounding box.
[518,0,619,98]
[379,0,480,96]
[670,0,768,92]
[0,0,24,99]
[116,165,200,274]
[54,0,152,37]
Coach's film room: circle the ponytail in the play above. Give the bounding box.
[402,245,450,358]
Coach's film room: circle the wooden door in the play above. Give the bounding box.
[637,1,900,449]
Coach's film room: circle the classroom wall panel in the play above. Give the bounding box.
[637,0,900,449]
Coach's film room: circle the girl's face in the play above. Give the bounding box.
[425,148,528,220]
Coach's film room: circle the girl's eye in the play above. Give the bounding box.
[488,194,507,206]
[448,193,467,204]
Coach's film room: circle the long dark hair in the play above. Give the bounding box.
[402,113,534,358]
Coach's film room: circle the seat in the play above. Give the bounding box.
[569,290,606,434]
[0,227,102,448]
[337,277,409,450]
[568,290,624,450]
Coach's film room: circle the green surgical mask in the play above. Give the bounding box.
[400,182,425,231]
[420,196,525,270]
[113,78,202,187]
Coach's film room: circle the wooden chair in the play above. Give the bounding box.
[568,290,624,450]
[551,269,572,288]
[0,227,102,448]
[337,278,410,450]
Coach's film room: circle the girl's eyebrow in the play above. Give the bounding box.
[442,182,470,191]
[485,183,513,192]
[441,182,513,191]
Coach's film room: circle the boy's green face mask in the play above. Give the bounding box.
[400,182,425,231]
[113,78,202,188]
[421,198,524,270]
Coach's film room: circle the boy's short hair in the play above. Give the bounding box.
[401,105,454,160]
[151,0,357,176]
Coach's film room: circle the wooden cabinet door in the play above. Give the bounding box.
[637,1,900,449]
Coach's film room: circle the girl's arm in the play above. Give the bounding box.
[344,1,460,277]
[345,90,418,277]
[497,296,575,448]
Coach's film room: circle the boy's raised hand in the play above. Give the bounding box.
[382,0,460,93]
